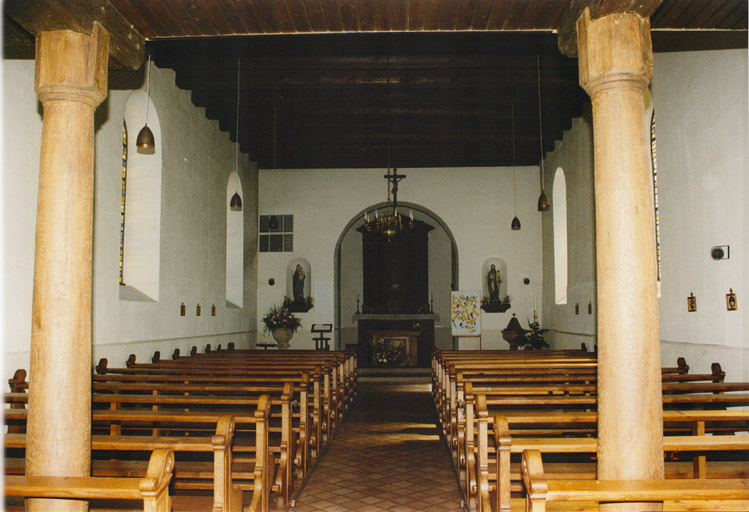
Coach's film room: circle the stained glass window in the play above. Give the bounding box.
[119,121,128,284]
[650,110,661,283]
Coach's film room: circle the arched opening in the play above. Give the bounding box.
[226,171,244,308]
[553,167,568,305]
[120,90,162,302]
[334,203,458,360]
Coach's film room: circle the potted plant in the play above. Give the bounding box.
[517,320,549,350]
[262,304,302,349]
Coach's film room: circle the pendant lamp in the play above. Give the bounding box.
[510,103,521,230]
[136,54,155,150]
[536,54,550,212]
[230,58,243,212]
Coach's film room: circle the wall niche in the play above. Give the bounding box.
[286,259,312,312]
[481,258,510,313]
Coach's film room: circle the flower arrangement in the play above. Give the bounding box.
[262,304,302,334]
[372,338,407,367]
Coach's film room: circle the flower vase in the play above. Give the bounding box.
[272,328,294,350]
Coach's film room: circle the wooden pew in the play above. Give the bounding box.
[140,347,357,417]
[4,448,174,512]
[521,449,749,512]
[90,366,321,464]
[434,352,745,512]
[483,411,749,512]
[460,384,749,511]
[114,353,340,444]
[5,408,271,512]
[6,387,290,509]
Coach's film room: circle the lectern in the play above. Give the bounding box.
[311,324,333,351]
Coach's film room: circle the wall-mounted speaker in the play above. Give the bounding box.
[710,245,729,260]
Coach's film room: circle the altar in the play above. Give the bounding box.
[353,313,438,368]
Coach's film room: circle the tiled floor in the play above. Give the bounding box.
[290,381,465,512]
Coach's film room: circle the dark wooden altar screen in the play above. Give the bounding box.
[356,220,435,368]
[357,220,433,313]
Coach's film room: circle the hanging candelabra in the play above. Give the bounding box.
[363,166,414,242]
[363,76,414,242]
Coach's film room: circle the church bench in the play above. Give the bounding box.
[14,363,322,485]
[6,388,295,509]
[10,374,306,473]
[481,413,749,512]
[168,348,358,417]
[89,389,296,507]
[453,373,740,454]
[90,368,323,460]
[117,354,344,441]
[458,385,749,494]
[141,347,355,409]
[434,356,698,439]
[444,367,726,473]
[521,449,749,512]
[5,410,270,512]
[4,448,174,512]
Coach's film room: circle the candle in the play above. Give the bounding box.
[534,295,537,311]
[357,293,360,302]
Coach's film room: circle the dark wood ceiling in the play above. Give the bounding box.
[4,0,747,169]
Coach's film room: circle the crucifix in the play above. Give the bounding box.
[385,168,407,207]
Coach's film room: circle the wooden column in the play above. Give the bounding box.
[576,8,664,512]
[26,24,109,512]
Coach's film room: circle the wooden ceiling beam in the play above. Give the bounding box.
[157,52,576,72]
[190,85,587,108]
[558,0,664,57]
[5,0,146,69]
[172,68,580,90]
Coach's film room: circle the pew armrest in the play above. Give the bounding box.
[521,449,749,512]
[5,448,174,512]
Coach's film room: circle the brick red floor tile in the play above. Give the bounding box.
[290,382,464,512]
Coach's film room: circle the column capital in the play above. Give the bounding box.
[35,23,109,107]
[577,9,653,97]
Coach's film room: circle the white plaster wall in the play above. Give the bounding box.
[542,48,748,380]
[652,48,747,380]
[257,166,544,350]
[2,60,42,378]
[2,59,259,381]
[542,110,598,351]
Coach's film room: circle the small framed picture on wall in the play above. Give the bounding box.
[726,289,737,311]
[687,293,696,313]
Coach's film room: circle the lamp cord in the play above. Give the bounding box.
[272,105,277,216]
[512,103,517,215]
[537,53,545,191]
[145,54,151,125]
[235,58,240,176]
